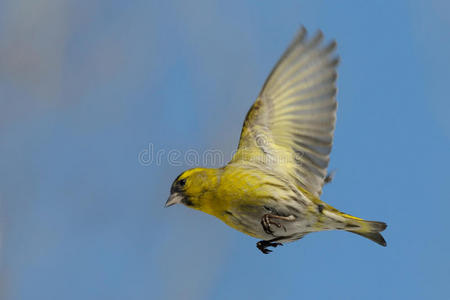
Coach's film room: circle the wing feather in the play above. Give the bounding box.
[231,27,339,197]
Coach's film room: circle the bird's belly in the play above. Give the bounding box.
[222,203,315,242]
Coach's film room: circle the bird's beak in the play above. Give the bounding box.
[165,193,183,207]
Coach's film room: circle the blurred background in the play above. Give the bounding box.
[1,0,449,299]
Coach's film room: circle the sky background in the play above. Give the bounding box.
[1,0,450,299]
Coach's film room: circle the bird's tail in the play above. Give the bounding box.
[341,214,387,247]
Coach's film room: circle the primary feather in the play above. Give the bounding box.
[232,27,338,197]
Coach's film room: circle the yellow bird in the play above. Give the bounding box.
[166,27,387,254]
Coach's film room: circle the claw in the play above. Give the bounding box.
[261,214,294,235]
[324,170,336,184]
[256,241,284,254]
[261,215,281,234]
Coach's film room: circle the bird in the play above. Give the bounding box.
[165,27,387,254]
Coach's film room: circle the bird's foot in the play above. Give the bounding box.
[324,170,336,184]
[261,214,295,235]
[256,240,283,254]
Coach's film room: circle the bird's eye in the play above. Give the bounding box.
[178,178,186,186]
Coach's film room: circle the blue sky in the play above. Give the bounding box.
[1,1,449,299]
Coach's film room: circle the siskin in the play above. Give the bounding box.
[166,27,387,254]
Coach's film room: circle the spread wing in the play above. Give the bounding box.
[231,27,338,197]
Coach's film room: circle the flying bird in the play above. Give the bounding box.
[166,27,387,254]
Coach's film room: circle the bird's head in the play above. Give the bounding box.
[165,168,219,209]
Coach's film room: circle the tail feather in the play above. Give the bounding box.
[346,220,388,247]
[351,231,387,247]
[317,202,388,247]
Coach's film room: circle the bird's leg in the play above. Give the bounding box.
[261,214,295,235]
[256,240,283,254]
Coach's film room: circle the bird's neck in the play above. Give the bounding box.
[188,168,223,216]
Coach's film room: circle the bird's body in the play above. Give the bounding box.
[177,165,306,241]
[166,27,387,253]
[171,164,386,248]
